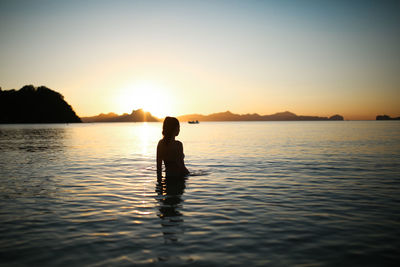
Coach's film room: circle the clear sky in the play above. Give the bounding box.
[1,0,399,119]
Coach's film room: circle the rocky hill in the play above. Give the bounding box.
[376,115,400,120]
[81,109,159,122]
[178,111,344,122]
[0,85,81,123]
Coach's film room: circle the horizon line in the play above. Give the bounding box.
[80,108,397,121]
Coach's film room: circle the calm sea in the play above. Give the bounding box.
[0,121,399,266]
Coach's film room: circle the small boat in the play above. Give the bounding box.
[188,120,199,124]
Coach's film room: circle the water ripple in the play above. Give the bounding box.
[1,122,400,266]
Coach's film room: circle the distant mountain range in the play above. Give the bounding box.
[376,115,400,120]
[83,110,344,122]
[13,84,400,123]
[81,109,158,122]
[178,111,344,121]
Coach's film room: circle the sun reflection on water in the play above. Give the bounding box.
[126,122,160,157]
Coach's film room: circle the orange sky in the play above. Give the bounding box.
[1,1,399,120]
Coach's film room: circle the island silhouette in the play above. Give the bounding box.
[81,109,158,122]
[82,110,345,122]
[177,111,344,121]
[376,115,400,120]
[0,85,81,123]
[1,84,353,123]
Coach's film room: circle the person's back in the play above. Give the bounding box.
[157,117,189,180]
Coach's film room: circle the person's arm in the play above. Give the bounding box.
[178,141,189,176]
[156,141,163,180]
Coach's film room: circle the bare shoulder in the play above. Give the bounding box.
[157,139,165,148]
[175,140,184,153]
[175,140,183,147]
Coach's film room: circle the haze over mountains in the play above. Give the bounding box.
[82,110,344,122]
[178,111,344,122]
[81,109,158,122]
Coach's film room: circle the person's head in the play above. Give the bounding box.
[162,116,180,141]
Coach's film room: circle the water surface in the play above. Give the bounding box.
[0,121,399,266]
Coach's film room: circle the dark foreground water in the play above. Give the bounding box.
[0,121,399,266]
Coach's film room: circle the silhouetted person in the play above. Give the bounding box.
[157,117,189,181]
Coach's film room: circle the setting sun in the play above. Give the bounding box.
[115,81,174,118]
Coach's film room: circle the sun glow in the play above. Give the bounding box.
[115,81,174,118]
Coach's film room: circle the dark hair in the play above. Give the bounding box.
[162,116,180,143]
